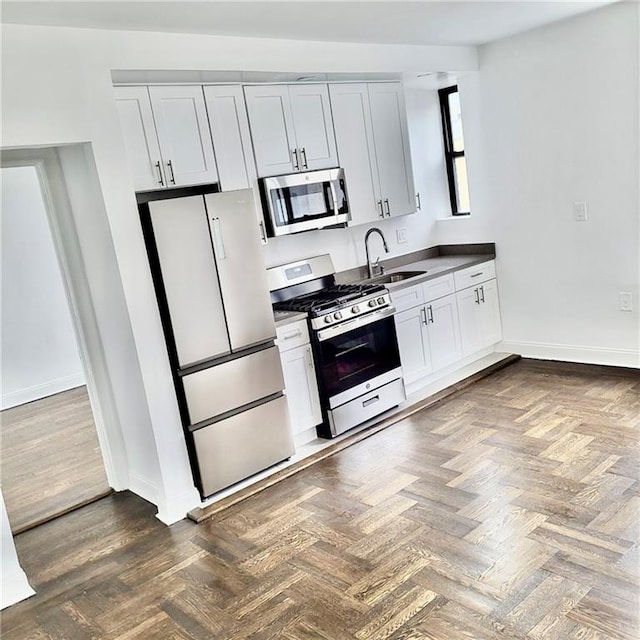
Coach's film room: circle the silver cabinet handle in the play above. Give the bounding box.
[427,305,434,324]
[384,198,391,217]
[420,307,428,325]
[377,200,384,218]
[416,192,421,210]
[154,161,164,186]
[283,329,302,340]
[291,149,300,170]
[166,160,176,185]
[474,288,480,305]
[480,285,485,303]
[300,147,308,169]
[258,220,267,244]
[306,346,313,369]
[210,216,226,260]
[470,272,484,278]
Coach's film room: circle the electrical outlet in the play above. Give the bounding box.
[619,292,633,311]
[573,201,588,222]
[396,227,408,244]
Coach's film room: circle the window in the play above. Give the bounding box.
[439,85,470,215]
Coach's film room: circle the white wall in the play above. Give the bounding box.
[1,166,85,409]
[0,23,477,531]
[437,2,640,367]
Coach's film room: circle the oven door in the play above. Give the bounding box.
[314,309,401,404]
[261,168,350,236]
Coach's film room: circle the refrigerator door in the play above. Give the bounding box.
[193,395,294,496]
[182,345,284,425]
[205,190,276,351]
[149,195,230,367]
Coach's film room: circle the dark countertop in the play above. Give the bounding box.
[336,243,496,292]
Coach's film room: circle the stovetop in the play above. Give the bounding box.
[273,282,387,316]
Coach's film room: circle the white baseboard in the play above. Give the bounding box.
[1,372,86,410]
[498,341,639,369]
[155,488,201,526]
[128,473,159,507]
[1,568,35,610]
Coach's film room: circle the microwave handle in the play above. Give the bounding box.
[329,181,339,216]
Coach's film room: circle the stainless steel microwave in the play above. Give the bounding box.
[259,168,350,237]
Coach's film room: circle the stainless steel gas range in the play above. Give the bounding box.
[268,255,406,438]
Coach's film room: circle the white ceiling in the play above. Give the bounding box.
[0,1,618,47]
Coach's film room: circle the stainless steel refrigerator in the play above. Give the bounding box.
[138,186,294,498]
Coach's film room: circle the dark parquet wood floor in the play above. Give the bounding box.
[1,386,111,533]
[2,359,639,639]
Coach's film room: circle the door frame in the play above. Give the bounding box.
[1,148,128,490]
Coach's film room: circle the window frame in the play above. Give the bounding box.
[438,85,470,216]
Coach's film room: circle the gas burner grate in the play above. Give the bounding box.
[273,281,387,315]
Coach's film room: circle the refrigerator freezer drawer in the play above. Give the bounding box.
[182,345,284,425]
[193,395,294,496]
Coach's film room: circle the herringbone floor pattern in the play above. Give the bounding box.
[3,359,639,639]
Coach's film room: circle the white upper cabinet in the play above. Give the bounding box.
[114,86,165,191]
[115,85,218,190]
[244,84,338,177]
[330,82,416,225]
[203,85,254,192]
[329,84,380,225]
[367,83,415,219]
[148,86,218,187]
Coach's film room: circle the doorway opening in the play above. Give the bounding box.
[1,155,117,533]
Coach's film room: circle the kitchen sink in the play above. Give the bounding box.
[367,270,426,284]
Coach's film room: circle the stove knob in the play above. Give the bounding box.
[333,311,343,320]
[351,305,360,314]
[324,315,333,324]
[368,299,378,308]
[376,296,386,305]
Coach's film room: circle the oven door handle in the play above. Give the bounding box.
[316,306,397,342]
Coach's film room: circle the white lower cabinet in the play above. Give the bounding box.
[392,275,461,386]
[276,320,322,437]
[456,278,502,357]
[395,306,433,384]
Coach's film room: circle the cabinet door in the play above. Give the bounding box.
[368,83,416,218]
[203,85,254,192]
[204,190,276,351]
[244,85,297,176]
[329,83,381,225]
[114,86,164,191]
[456,287,484,356]
[148,86,218,187]
[478,279,502,346]
[288,84,338,172]
[426,294,461,371]
[394,306,432,384]
[280,344,322,434]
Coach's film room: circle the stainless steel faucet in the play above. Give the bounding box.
[365,227,389,279]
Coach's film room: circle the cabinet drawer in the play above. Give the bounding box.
[454,260,496,290]
[423,274,455,302]
[276,319,310,351]
[193,395,294,496]
[182,345,284,425]
[390,283,424,312]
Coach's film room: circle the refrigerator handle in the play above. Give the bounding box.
[210,216,227,260]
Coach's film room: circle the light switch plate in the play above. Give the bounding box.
[396,227,408,244]
[573,201,588,222]
[619,292,633,311]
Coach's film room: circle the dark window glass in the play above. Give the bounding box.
[439,86,470,216]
